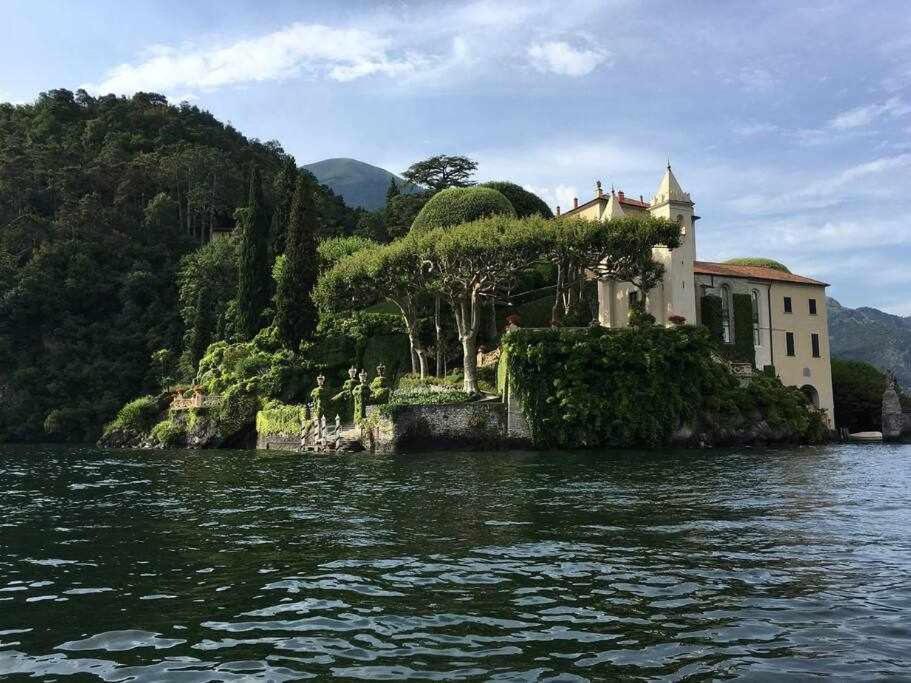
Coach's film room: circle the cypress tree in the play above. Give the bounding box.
[275,174,319,349]
[236,166,271,339]
[270,156,297,257]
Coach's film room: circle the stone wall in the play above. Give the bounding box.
[363,401,523,454]
[256,434,301,452]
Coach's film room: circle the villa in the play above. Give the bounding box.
[560,166,835,426]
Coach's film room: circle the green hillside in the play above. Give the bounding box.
[303,157,419,210]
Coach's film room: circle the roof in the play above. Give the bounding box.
[562,192,649,216]
[694,261,828,287]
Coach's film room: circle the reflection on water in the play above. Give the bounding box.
[1,444,910,680]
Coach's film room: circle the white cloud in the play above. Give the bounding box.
[829,97,911,130]
[735,66,777,93]
[85,23,424,95]
[527,41,610,77]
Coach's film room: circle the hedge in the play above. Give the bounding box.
[410,186,515,233]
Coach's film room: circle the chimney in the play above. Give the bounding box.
[618,190,625,201]
[640,194,644,202]
[596,180,603,197]
[573,197,578,209]
[556,205,561,216]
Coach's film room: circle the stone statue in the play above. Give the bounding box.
[353,369,372,421]
[332,366,359,423]
[369,363,391,404]
[310,374,330,423]
[882,371,903,442]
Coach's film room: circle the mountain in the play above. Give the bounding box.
[828,298,911,387]
[303,157,419,211]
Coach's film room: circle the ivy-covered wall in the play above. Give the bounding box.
[503,325,826,449]
[700,293,755,366]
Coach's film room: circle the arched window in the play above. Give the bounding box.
[751,289,761,346]
[721,285,732,343]
[677,214,686,235]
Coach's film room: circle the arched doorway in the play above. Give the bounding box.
[801,384,820,409]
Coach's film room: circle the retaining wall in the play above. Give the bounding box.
[363,401,524,454]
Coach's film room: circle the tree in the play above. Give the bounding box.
[831,358,889,432]
[269,156,298,257]
[411,186,515,233]
[314,233,433,377]
[481,181,553,218]
[402,154,478,191]
[386,177,400,203]
[275,175,319,349]
[236,166,272,339]
[544,215,681,324]
[424,215,550,394]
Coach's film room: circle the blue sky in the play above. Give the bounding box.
[2,0,910,313]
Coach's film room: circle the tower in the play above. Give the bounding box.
[648,165,698,324]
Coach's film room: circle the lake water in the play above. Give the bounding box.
[1,444,910,681]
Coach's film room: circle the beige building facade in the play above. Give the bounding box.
[561,167,835,427]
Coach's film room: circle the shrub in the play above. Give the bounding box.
[150,419,183,447]
[480,181,553,218]
[410,186,515,233]
[256,400,305,437]
[108,395,160,433]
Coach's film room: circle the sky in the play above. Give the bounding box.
[2,0,910,314]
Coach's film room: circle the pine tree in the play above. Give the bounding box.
[275,174,319,349]
[236,166,271,340]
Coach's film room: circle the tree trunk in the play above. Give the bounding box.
[487,295,498,344]
[461,334,479,394]
[551,262,564,325]
[434,296,443,377]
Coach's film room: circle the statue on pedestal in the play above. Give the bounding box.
[369,363,391,404]
[353,369,372,421]
[332,366,359,422]
[310,374,330,424]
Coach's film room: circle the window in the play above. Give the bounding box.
[628,290,639,310]
[721,285,732,343]
[784,296,792,314]
[809,298,817,315]
[786,332,796,356]
[751,289,761,346]
[811,333,820,358]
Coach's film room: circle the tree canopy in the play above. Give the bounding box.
[411,186,515,233]
[402,154,478,191]
[481,181,553,218]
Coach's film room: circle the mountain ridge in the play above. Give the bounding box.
[828,297,911,387]
[302,157,420,211]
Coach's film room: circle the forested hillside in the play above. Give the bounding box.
[0,89,359,442]
[828,298,911,387]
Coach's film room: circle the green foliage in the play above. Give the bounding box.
[256,400,305,437]
[150,419,184,447]
[387,385,467,407]
[317,235,377,270]
[831,358,888,432]
[217,385,260,438]
[384,192,430,240]
[275,175,319,349]
[410,186,516,233]
[504,325,826,449]
[731,293,756,365]
[724,257,791,272]
[107,395,161,433]
[178,236,237,375]
[701,295,723,341]
[402,155,478,192]
[236,166,272,339]
[480,181,554,218]
[0,90,363,442]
